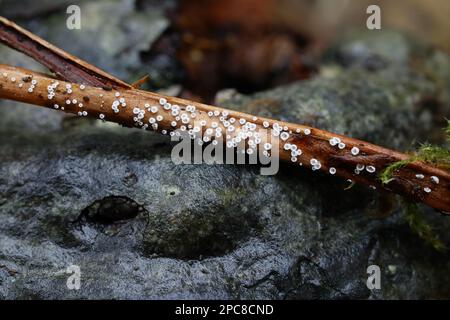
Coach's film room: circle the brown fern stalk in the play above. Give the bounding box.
[0,17,449,213]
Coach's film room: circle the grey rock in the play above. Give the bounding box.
[0,0,75,19]
[3,0,170,84]
[1,25,450,299]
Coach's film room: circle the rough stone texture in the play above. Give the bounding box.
[0,0,171,85]
[1,2,450,299]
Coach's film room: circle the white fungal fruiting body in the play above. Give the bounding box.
[431,176,439,184]
[329,137,339,146]
[351,147,360,156]
[366,166,376,173]
[280,132,289,141]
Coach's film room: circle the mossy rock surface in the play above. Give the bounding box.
[1,3,450,299]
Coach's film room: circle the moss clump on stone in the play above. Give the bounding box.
[380,121,449,252]
[380,120,450,185]
[403,200,446,252]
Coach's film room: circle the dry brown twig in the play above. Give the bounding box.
[0,16,449,213]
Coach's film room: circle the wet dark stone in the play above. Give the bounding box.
[122,174,138,187]
[0,9,450,299]
[142,176,263,259]
[80,196,143,224]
